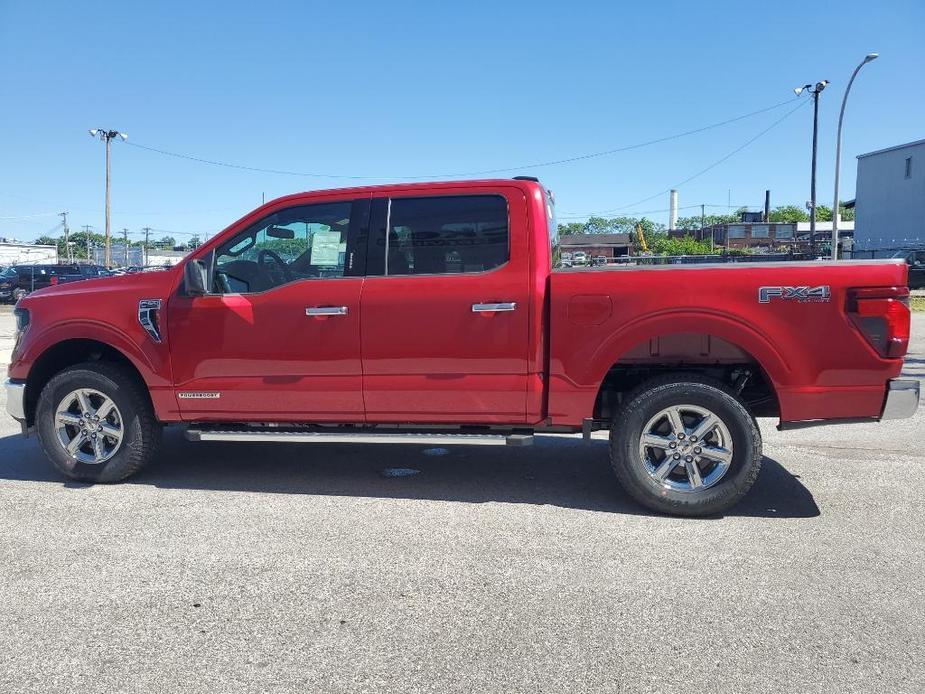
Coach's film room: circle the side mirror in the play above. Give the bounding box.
[183,259,209,296]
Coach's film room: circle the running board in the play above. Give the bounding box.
[186,428,534,447]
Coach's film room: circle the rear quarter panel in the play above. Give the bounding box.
[548,260,909,425]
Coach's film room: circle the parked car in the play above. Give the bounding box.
[572,251,588,265]
[891,249,925,289]
[11,264,110,294]
[0,266,26,303]
[592,255,608,266]
[4,178,919,516]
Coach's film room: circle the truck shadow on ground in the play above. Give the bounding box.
[0,427,820,519]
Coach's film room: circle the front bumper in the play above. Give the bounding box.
[881,379,920,420]
[4,379,26,422]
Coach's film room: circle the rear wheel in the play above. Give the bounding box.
[36,363,161,482]
[610,376,762,517]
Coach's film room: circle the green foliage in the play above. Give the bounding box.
[768,205,809,223]
[558,216,665,237]
[558,222,585,236]
[674,213,740,230]
[647,233,714,256]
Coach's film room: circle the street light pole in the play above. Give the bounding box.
[832,53,879,260]
[88,129,128,269]
[794,81,828,258]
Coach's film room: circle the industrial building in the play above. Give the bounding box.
[854,138,925,249]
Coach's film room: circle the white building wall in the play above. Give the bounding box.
[854,139,925,248]
[0,242,59,265]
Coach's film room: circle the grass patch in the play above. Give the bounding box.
[911,296,925,312]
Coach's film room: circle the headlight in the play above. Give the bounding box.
[0,283,9,289]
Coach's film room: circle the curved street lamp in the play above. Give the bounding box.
[831,53,878,260]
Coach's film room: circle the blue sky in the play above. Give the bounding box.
[1,0,923,243]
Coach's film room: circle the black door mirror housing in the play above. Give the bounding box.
[184,259,209,296]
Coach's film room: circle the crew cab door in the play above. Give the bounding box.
[360,187,531,423]
[167,196,369,421]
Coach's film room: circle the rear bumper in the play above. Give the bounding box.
[881,378,920,420]
[4,379,26,422]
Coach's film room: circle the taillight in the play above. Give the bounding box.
[847,286,911,358]
[50,275,58,285]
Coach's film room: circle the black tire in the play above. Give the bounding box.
[35,362,161,482]
[610,375,762,517]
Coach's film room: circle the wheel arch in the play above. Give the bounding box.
[23,338,153,428]
[588,316,786,421]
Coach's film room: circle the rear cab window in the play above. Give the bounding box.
[368,194,510,276]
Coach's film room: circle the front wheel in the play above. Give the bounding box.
[35,363,161,482]
[610,376,762,517]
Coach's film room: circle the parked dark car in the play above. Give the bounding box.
[0,266,26,303]
[891,249,925,289]
[11,264,111,295]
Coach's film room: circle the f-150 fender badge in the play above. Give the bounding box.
[178,392,221,400]
[758,285,831,304]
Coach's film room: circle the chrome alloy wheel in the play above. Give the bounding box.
[54,389,124,465]
[638,404,734,492]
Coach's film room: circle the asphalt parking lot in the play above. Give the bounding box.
[1,305,923,693]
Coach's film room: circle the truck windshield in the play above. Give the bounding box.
[546,188,561,269]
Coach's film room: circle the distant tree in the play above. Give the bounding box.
[675,213,740,230]
[768,205,810,223]
[557,222,585,236]
[157,235,176,249]
[187,235,201,250]
[33,235,59,247]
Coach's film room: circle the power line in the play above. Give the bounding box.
[0,211,61,220]
[122,98,802,181]
[561,100,809,218]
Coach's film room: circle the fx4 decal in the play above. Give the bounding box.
[758,285,831,304]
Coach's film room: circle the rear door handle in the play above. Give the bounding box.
[472,302,517,313]
[306,306,348,316]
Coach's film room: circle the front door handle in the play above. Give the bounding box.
[306,306,349,316]
[472,302,517,313]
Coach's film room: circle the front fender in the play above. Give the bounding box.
[12,318,172,389]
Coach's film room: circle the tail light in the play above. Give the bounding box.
[847,286,910,358]
[50,275,58,285]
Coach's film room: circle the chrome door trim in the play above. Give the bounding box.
[471,302,517,312]
[306,306,349,316]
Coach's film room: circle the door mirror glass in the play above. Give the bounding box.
[184,259,209,296]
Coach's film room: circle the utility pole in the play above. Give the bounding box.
[764,190,771,222]
[88,129,128,269]
[794,81,828,258]
[82,225,92,262]
[60,212,70,263]
[143,227,151,267]
[123,228,129,267]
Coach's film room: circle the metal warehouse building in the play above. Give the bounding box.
[854,138,925,249]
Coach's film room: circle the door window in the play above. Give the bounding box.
[378,195,508,276]
[214,201,354,293]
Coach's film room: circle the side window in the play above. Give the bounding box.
[384,195,508,276]
[213,201,353,294]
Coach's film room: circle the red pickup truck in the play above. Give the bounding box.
[5,178,919,516]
